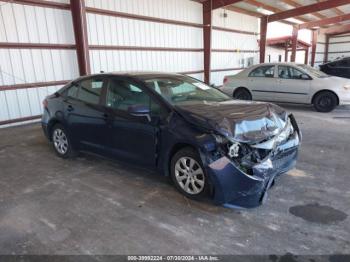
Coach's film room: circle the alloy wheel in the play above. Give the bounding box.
[53,129,68,155]
[174,157,205,195]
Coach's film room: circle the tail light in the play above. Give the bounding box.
[223,77,228,85]
[42,98,48,108]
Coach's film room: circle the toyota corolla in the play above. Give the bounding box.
[42,72,301,208]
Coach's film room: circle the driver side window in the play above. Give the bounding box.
[105,78,162,116]
[278,66,309,80]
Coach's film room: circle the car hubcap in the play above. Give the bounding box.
[319,96,331,108]
[53,129,68,155]
[174,157,205,195]
[236,92,250,100]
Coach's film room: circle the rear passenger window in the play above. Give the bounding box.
[249,66,275,78]
[77,78,104,105]
[66,84,79,98]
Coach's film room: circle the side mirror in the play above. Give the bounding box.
[300,74,310,80]
[128,105,151,122]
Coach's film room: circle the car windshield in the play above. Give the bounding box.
[297,64,329,78]
[143,75,230,105]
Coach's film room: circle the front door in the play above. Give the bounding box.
[103,77,160,166]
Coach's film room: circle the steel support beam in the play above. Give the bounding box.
[304,48,309,65]
[203,1,212,84]
[259,16,267,63]
[291,26,298,62]
[311,30,317,66]
[268,0,350,23]
[285,44,288,62]
[299,13,350,30]
[324,35,329,63]
[203,0,244,11]
[321,24,350,36]
[70,0,90,76]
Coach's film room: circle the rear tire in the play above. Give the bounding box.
[233,88,252,100]
[170,147,209,199]
[51,124,77,158]
[313,91,338,112]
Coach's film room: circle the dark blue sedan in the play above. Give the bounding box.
[42,72,301,208]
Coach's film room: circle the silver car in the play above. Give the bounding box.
[220,63,350,112]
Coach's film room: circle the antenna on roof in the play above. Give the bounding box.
[100,70,104,73]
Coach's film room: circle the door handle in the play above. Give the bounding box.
[67,105,74,112]
[102,113,110,120]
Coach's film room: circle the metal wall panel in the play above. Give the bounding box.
[315,33,326,67]
[328,35,350,61]
[85,0,203,24]
[211,9,258,86]
[0,2,74,44]
[212,9,258,33]
[0,1,77,126]
[86,1,204,77]
[0,49,78,85]
[89,50,203,74]
[0,85,64,124]
[86,13,203,48]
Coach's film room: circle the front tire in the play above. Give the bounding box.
[170,147,209,199]
[313,91,338,112]
[233,88,252,100]
[51,124,77,158]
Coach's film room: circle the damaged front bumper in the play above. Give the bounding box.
[206,119,300,208]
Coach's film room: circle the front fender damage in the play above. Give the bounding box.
[204,117,300,208]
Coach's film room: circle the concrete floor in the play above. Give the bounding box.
[0,104,350,255]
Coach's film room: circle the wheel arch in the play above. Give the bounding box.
[233,86,251,97]
[167,142,214,197]
[167,143,197,177]
[47,118,64,141]
[311,89,339,105]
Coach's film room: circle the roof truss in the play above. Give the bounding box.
[299,13,350,30]
[267,0,350,23]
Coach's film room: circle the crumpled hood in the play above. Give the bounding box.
[175,100,288,144]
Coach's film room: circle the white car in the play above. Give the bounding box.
[220,63,350,112]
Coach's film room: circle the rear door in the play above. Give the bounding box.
[274,65,311,103]
[247,65,278,101]
[64,76,111,151]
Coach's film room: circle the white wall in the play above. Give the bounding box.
[85,0,205,81]
[266,46,284,63]
[328,34,350,62]
[211,8,259,86]
[0,1,78,126]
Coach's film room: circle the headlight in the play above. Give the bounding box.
[344,84,350,90]
[251,118,293,150]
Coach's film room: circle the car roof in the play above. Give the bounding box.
[250,62,302,67]
[74,71,184,81]
[323,57,350,65]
